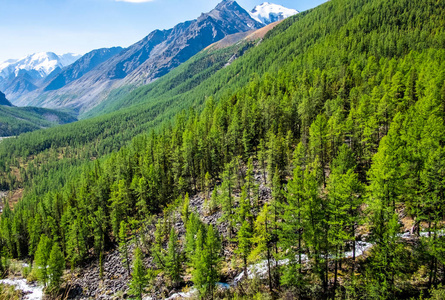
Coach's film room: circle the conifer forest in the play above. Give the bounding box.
[0,0,445,299]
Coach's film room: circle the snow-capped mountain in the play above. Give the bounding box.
[0,52,81,80]
[249,2,299,25]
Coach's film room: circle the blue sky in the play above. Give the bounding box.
[0,0,327,62]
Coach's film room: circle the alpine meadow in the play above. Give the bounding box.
[0,0,445,299]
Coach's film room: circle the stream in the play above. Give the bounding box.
[0,278,43,300]
[0,231,440,300]
[234,241,373,283]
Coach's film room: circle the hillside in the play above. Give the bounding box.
[0,106,77,136]
[0,0,444,299]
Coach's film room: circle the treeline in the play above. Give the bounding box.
[0,0,444,298]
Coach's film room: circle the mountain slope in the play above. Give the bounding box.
[15,0,263,115]
[0,91,12,106]
[44,47,123,91]
[0,0,444,298]
[85,22,283,118]
[0,106,77,136]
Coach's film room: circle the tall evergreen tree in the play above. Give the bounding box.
[192,225,221,298]
[34,234,52,286]
[119,221,131,277]
[129,247,148,300]
[47,242,65,291]
[165,227,182,287]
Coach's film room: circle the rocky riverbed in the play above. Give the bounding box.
[0,278,43,300]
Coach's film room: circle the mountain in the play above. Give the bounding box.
[249,2,298,24]
[86,20,287,117]
[0,91,12,106]
[0,52,81,101]
[44,47,123,91]
[1,0,445,298]
[12,0,263,115]
[0,52,81,80]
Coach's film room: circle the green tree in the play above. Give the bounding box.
[34,234,52,286]
[236,220,252,277]
[119,221,131,276]
[129,247,148,300]
[47,242,65,291]
[192,225,221,298]
[165,227,182,287]
[280,143,306,289]
[181,193,190,226]
[110,180,130,238]
[250,204,274,291]
[219,162,234,239]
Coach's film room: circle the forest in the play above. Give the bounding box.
[0,105,76,137]
[0,0,445,299]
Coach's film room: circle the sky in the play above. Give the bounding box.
[0,0,327,62]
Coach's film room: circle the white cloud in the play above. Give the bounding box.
[116,0,155,3]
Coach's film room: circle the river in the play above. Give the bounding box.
[0,278,43,300]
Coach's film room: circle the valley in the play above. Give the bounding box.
[0,0,444,299]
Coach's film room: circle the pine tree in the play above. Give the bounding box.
[110,180,129,238]
[236,220,252,277]
[165,227,182,287]
[192,225,221,298]
[129,247,148,300]
[91,207,107,278]
[152,219,165,269]
[34,234,52,286]
[47,242,65,291]
[181,193,190,226]
[250,204,274,291]
[65,216,87,269]
[207,188,219,215]
[219,162,234,239]
[280,143,306,289]
[185,212,204,264]
[119,221,131,277]
[258,139,267,184]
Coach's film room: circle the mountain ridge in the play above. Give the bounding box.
[9,0,264,115]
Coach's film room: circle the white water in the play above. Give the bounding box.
[234,241,373,284]
[233,230,444,284]
[0,278,43,300]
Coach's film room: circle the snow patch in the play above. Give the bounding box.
[0,52,81,79]
[249,2,299,25]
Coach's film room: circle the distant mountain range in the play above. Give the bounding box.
[0,52,80,79]
[0,52,81,100]
[1,1,298,116]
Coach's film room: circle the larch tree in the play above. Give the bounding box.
[47,242,65,291]
[129,247,148,300]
